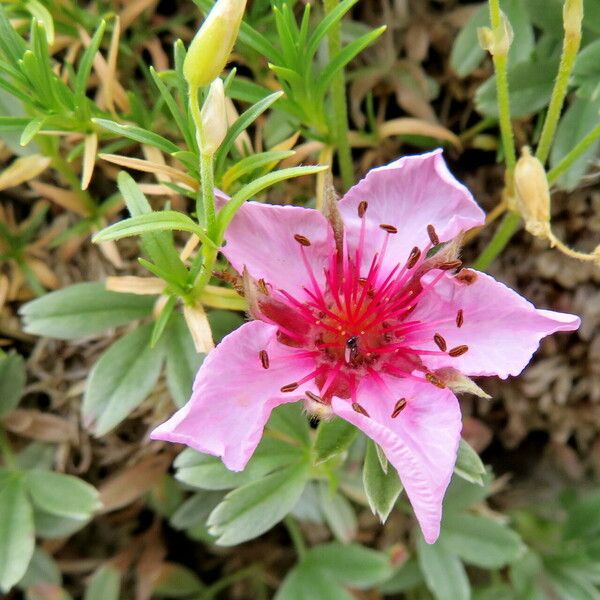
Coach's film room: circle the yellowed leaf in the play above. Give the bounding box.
[2,409,77,443]
[105,276,165,295]
[0,155,51,191]
[183,303,215,353]
[81,133,98,190]
[378,118,461,148]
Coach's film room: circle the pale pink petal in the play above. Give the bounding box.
[151,321,317,471]
[409,271,580,379]
[338,150,485,272]
[331,376,461,543]
[220,200,333,297]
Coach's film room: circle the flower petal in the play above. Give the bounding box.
[338,150,485,272]
[410,271,580,379]
[331,376,461,543]
[151,320,316,471]
[220,201,333,297]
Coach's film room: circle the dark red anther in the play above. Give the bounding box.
[440,260,463,271]
[305,390,325,404]
[406,246,421,269]
[433,333,447,352]
[426,372,446,388]
[379,223,398,234]
[259,350,269,369]
[427,224,439,246]
[456,268,478,285]
[449,345,469,357]
[280,382,299,393]
[391,397,407,418]
[294,234,311,247]
[352,402,370,417]
[358,200,368,218]
[456,309,464,328]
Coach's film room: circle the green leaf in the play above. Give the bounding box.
[33,510,89,539]
[83,565,121,600]
[304,542,394,588]
[444,472,492,514]
[454,438,486,485]
[25,469,101,520]
[92,118,180,155]
[20,117,45,146]
[363,439,402,522]
[170,490,224,531]
[17,547,61,591]
[275,562,354,600]
[82,322,164,436]
[92,211,213,249]
[74,20,106,105]
[267,402,311,446]
[564,490,600,541]
[417,535,471,600]
[218,166,327,234]
[20,282,154,339]
[0,474,35,592]
[207,462,309,545]
[550,95,600,191]
[306,0,358,59]
[313,417,357,464]
[221,150,295,188]
[476,58,559,118]
[151,563,206,597]
[379,558,424,594]
[317,483,357,543]
[572,39,600,98]
[0,351,26,417]
[164,313,204,408]
[441,513,525,569]
[207,310,244,343]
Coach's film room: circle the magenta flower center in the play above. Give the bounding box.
[257,203,470,412]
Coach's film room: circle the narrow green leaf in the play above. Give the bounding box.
[363,439,403,522]
[83,565,121,600]
[92,118,181,155]
[317,483,357,543]
[0,474,35,592]
[20,282,154,339]
[0,351,26,417]
[306,0,359,59]
[275,563,354,600]
[82,323,165,436]
[221,150,295,188]
[25,469,101,520]
[417,535,471,600]
[150,295,176,348]
[207,462,309,545]
[454,438,486,485]
[74,20,106,105]
[313,417,357,464]
[20,117,45,146]
[0,7,27,67]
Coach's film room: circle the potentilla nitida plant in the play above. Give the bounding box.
[152,150,579,543]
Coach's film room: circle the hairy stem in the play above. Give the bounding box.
[473,211,521,271]
[547,122,600,183]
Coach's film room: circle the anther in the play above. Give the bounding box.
[257,278,269,295]
[440,260,463,271]
[456,269,478,285]
[259,350,269,369]
[426,372,446,388]
[391,397,407,418]
[427,224,439,246]
[358,200,368,218]
[294,234,311,247]
[358,277,368,286]
[305,390,326,404]
[433,333,447,352]
[352,402,370,417]
[280,382,299,393]
[449,345,469,357]
[379,223,398,234]
[456,309,464,328]
[406,246,421,269]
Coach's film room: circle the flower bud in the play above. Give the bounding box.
[183,0,247,89]
[477,11,513,57]
[200,78,228,154]
[563,0,583,37]
[514,146,551,239]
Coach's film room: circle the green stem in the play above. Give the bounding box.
[489,0,516,171]
[284,516,307,561]
[323,0,353,190]
[547,122,600,183]
[190,243,218,301]
[472,211,521,271]
[0,428,16,469]
[205,565,261,599]
[535,1,582,165]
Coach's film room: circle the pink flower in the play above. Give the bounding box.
[151,150,579,543]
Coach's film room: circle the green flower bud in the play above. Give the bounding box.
[183,0,247,89]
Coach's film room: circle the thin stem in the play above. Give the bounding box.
[472,211,521,271]
[323,0,353,190]
[200,151,216,234]
[0,428,16,469]
[535,0,583,165]
[488,0,516,171]
[205,565,262,599]
[547,122,600,183]
[284,516,307,561]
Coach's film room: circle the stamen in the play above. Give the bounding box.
[379,223,398,234]
[427,224,440,246]
[358,200,368,218]
[305,390,326,404]
[391,397,407,418]
[449,345,469,357]
[259,350,269,369]
[257,278,269,295]
[406,246,421,269]
[439,260,462,271]
[352,402,370,417]
[456,309,464,328]
[294,233,311,247]
[433,333,447,352]
[426,372,446,388]
[280,382,299,393]
[456,269,478,285]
